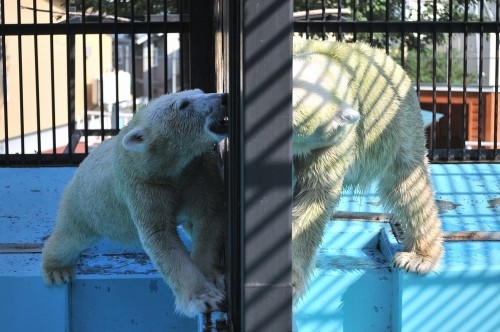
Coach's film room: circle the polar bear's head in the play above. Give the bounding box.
[292,91,360,156]
[292,52,360,156]
[120,89,228,175]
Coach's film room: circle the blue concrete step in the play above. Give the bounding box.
[0,168,195,332]
[294,164,500,332]
[295,221,393,332]
[382,226,500,332]
[384,164,500,332]
[1,250,196,332]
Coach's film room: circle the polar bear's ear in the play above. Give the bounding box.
[338,103,360,124]
[191,88,204,95]
[122,127,147,152]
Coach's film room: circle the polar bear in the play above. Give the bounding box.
[41,89,228,317]
[292,40,444,298]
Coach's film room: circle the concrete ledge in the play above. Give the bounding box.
[295,163,500,332]
[0,167,196,331]
[1,164,499,331]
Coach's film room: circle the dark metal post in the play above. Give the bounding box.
[66,32,76,154]
[189,0,215,92]
[228,0,293,331]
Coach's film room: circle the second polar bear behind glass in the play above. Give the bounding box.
[292,39,444,299]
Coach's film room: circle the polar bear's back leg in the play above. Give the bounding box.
[377,158,444,273]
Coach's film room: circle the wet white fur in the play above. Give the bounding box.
[41,89,227,317]
[292,40,444,299]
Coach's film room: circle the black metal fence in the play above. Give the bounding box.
[0,0,216,165]
[293,0,500,162]
[1,1,499,166]
[1,1,500,331]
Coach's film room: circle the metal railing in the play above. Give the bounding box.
[2,2,497,165]
[293,0,500,162]
[0,0,218,165]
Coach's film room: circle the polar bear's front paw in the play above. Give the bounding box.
[175,281,226,317]
[41,264,74,286]
[393,251,441,274]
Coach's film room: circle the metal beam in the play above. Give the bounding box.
[227,0,293,331]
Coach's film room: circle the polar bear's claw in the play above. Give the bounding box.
[393,251,441,274]
[42,265,74,286]
[175,282,226,317]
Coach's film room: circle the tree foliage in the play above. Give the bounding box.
[294,0,491,83]
[402,49,477,84]
[294,0,489,50]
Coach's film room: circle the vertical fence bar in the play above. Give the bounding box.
[146,0,152,100]
[98,0,105,141]
[446,1,453,160]
[82,0,89,154]
[131,1,137,113]
[430,0,438,160]
[178,0,184,90]
[17,0,25,155]
[113,0,120,130]
[495,0,499,156]
[163,0,169,94]
[49,0,57,156]
[369,0,374,43]
[352,0,357,42]
[415,0,421,97]
[337,0,342,41]
[384,0,389,52]
[189,0,215,92]
[179,0,189,90]
[228,0,293,330]
[477,0,485,158]
[304,0,309,39]
[400,0,405,66]
[321,0,325,40]
[1,0,9,158]
[33,0,41,159]
[65,0,74,155]
[462,2,469,159]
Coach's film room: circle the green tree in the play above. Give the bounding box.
[403,48,476,84]
[294,0,490,84]
[294,0,487,50]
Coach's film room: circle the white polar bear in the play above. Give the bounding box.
[292,40,444,298]
[41,89,228,317]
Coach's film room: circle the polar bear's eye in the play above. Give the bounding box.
[178,100,190,110]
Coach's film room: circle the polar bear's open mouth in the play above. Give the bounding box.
[209,116,229,136]
[206,93,229,138]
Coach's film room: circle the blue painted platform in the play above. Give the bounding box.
[0,168,196,332]
[295,163,500,332]
[1,164,499,331]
